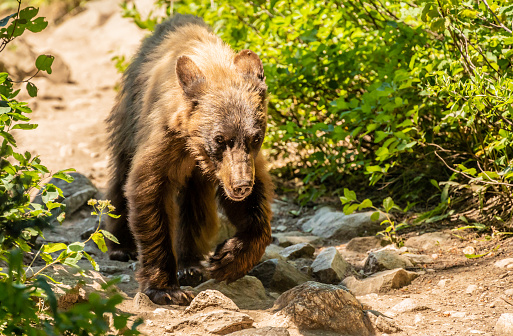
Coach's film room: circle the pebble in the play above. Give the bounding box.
[466,284,478,294]
[462,246,475,255]
[494,258,513,268]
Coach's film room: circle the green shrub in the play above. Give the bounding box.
[0,3,140,334]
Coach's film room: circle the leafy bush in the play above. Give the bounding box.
[120,0,513,227]
[0,3,140,335]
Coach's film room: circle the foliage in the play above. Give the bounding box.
[0,2,140,335]
[340,188,410,246]
[120,0,513,226]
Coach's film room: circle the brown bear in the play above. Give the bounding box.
[105,14,273,305]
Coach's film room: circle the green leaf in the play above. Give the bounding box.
[0,72,8,83]
[12,123,38,130]
[19,7,39,21]
[343,188,357,202]
[35,55,54,74]
[84,251,99,271]
[91,232,108,252]
[42,243,67,253]
[343,203,359,215]
[52,170,75,182]
[26,17,48,33]
[26,82,37,97]
[382,197,395,213]
[371,211,381,221]
[68,242,85,252]
[101,229,119,244]
[358,198,373,210]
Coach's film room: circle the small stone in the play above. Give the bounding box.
[248,259,311,292]
[99,265,124,274]
[404,232,451,251]
[225,326,290,336]
[272,232,322,247]
[437,279,448,288]
[185,290,239,314]
[134,292,158,311]
[261,244,285,262]
[504,288,513,296]
[276,225,287,232]
[342,268,419,296]
[166,310,254,335]
[494,258,513,268]
[466,284,478,294]
[389,298,429,314]
[273,281,374,335]
[495,313,513,335]
[431,254,439,259]
[311,247,350,284]
[463,246,475,255]
[346,236,386,253]
[363,250,413,273]
[373,315,402,333]
[403,253,435,264]
[195,276,269,309]
[278,243,315,260]
[117,274,130,283]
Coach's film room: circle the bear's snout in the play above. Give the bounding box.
[231,180,253,199]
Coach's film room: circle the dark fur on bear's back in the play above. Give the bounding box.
[105,14,273,305]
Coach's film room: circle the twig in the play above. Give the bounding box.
[480,0,512,33]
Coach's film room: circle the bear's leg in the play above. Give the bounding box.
[125,143,194,306]
[106,150,137,262]
[175,167,219,287]
[210,153,273,282]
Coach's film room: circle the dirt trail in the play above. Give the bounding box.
[9,1,513,335]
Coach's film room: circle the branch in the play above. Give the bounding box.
[480,0,512,34]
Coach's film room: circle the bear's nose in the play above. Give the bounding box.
[232,181,252,199]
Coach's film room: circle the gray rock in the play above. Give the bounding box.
[494,258,513,268]
[404,232,451,251]
[248,259,311,292]
[346,236,386,253]
[194,276,269,309]
[32,172,98,216]
[342,268,419,296]
[301,207,386,240]
[402,253,435,265]
[272,232,322,247]
[78,217,100,239]
[363,250,413,273]
[226,327,290,336]
[273,281,374,335]
[166,310,254,335]
[311,247,351,284]
[495,313,513,335]
[185,290,239,314]
[278,243,315,260]
[261,244,285,262]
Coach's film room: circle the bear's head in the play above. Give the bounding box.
[177,49,267,201]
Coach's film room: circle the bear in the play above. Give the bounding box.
[105,14,273,306]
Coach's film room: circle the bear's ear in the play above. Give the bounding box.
[234,49,265,82]
[176,55,206,99]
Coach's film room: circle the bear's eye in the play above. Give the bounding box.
[214,135,225,145]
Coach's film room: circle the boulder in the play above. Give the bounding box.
[166,310,254,335]
[278,243,315,260]
[311,247,351,284]
[363,250,413,273]
[346,236,386,253]
[301,207,386,240]
[248,259,311,292]
[273,281,375,335]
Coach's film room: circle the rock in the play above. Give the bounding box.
[363,250,413,273]
[99,265,124,274]
[404,232,451,251]
[166,310,253,335]
[278,243,315,260]
[346,236,386,253]
[466,284,478,294]
[194,276,269,309]
[367,312,401,333]
[311,247,351,284]
[273,281,374,335]
[462,246,475,255]
[261,244,285,262]
[494,258,513,268]
[402,253,435,265]
[80,226,97,240]
[272,232,322,247]
[342,268,419,296]
[226,327,290,336]
[389,298,429,314]
[134,292,158,311]
[275,225,287,232]
[495,313,513,335]
[248,259,311,292]
[301,207,386,240]
[185,290,239,314]
[32,172,98,216]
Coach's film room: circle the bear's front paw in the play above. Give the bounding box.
[208,237,249,283]
[178,266,206,287]
[144,286,195,306]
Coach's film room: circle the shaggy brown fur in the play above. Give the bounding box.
[105,14,273,305]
